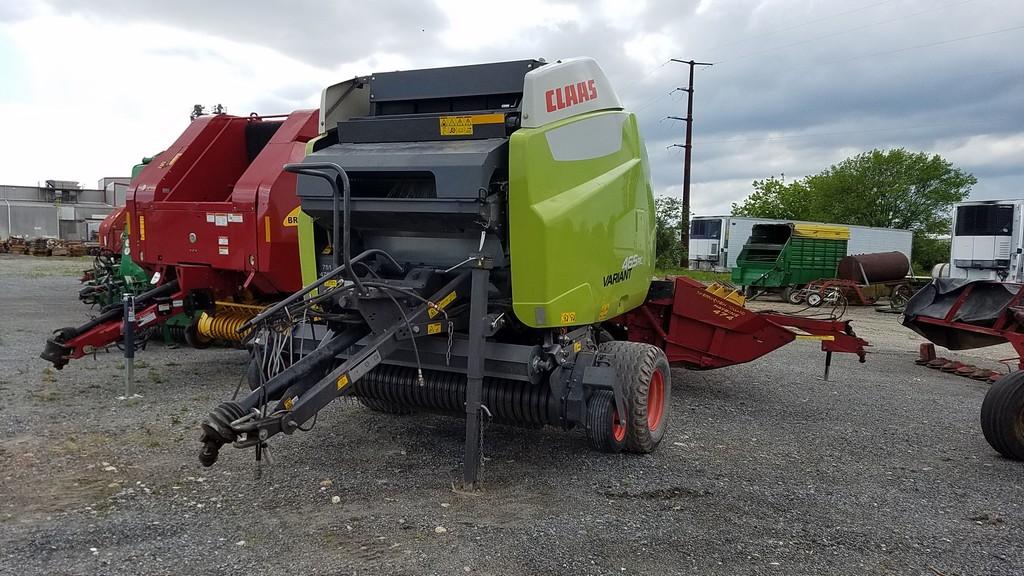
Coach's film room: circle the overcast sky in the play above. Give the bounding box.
[0,0,1021,215]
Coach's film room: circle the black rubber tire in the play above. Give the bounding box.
[743,285,757,299]
[586,390,625,453]
[357,396,413,415]
[890,284,912,310]
[784,286,803,305]
[184,319,211,350]
[806,292,823,307]
[598,341,672,453]
[980,371,1024,460]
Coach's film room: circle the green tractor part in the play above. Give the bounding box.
[79,157,156,309]
[731,223,849,299]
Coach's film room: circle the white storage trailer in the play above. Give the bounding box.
[948,199,1024,283]
[689,216,913,272]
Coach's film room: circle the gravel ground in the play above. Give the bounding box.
[1,254,1022,576]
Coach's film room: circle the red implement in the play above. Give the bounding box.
[41,110,319,369]
[97,206,128,253]
[618,276,868,370]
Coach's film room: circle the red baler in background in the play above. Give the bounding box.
[42,110,319,369]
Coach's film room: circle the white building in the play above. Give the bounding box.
[1,180,124,242]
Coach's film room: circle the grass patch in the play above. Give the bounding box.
[24,258,91,278]
[655,268,731,284]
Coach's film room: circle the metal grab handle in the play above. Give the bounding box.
[283,162,357,294]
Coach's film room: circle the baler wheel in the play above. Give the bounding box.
[599,342,671,453]
[586,391,625,453]
[980,370,1024,460]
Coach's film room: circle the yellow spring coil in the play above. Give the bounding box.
[196,310,255,343]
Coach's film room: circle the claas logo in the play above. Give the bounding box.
[545,79,598,113]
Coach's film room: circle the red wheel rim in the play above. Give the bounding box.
[611,409,626,442]
[647,369,665,431]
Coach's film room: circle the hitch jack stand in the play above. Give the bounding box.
[462,257,491,489]
[122,294,136,397]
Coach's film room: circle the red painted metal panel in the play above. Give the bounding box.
[127,110,317,298]
[618,276,868,370]
[48,111,318,367]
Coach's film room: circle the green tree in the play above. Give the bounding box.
[912,236,952,274]
[655,195,684,269]
[730,176,815,221]
[732,148,975,270]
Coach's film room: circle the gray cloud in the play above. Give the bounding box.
[0,2,37,22]
[44,0,448,68]
[35,0,1024,213]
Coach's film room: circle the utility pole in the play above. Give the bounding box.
[666,59,713,267]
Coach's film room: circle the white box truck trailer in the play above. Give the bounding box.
[949,199,1024,282]
[689,215,913,272]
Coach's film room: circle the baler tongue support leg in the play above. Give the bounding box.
[461,260,490,488]
[198,269,473,468]
[40,279,182,369]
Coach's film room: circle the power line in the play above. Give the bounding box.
[632,6,1009,117]
[702,0,901,54]
[687,119,1013,147]
[713,0,981,64]
[828,23,1024,63]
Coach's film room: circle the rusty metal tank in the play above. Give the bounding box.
[837,251,910,284]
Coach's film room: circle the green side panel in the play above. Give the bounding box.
[297,209,318,287]
[118,231,149,285]
[298,134,331,289]
[731,237,847,287]
[730,262,784,287]
[131,155,157,180]
[116,157,155,294]
[785,238,847,284]
[509,110,655,328]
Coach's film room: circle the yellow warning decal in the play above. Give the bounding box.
[427,322,442,335]
[325,279,338,288]
[264,216,271,242]
[598,303,610,320]
[795,334,836,341]
[283,206,301,227]
[429,291,457,318]
[560,312,577,325]
[439,113,504,136]
[440,116,473,136]
[573,341,582,353]
[336,374,349,390]
[138,215,146,241]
